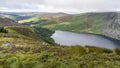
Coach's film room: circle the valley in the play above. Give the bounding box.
[0,12,120,68]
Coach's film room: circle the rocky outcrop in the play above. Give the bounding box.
[103,13,120,40]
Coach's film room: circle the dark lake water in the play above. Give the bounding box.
[51,30,120,49]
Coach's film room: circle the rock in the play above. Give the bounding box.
[42,42,48,45]
[3,43,16,48]
[103,13,120,40]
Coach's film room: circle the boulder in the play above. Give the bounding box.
[3,43,16,48]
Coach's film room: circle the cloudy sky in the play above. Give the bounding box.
[0,0,120,14]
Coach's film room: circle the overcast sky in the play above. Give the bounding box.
[0,0,120,14]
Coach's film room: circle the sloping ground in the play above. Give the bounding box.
[6,26,37,39]
[0,26,44,47]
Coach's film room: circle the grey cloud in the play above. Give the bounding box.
[0,0,120,13]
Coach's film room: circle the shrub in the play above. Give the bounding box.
[0,27,8,33]
[115,48,120,55]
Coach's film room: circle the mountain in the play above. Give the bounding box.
[17,12,120,40]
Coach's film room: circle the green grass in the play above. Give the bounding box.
[0,45,119,68]
[0,26,44,47]
[6,26,37,39]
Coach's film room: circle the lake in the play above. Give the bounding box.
[51,30,120,49]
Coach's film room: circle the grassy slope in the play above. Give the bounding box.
[0,26,43,47]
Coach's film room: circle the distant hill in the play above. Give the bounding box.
[0,12,68,22]
[17,12,120,40]
[0,12,33,22]
[18,12,69,23]
[0,16,21,26]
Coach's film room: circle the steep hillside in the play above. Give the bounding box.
[103,13,120,39]
[0,16,20,26]
[32,26,55,44]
